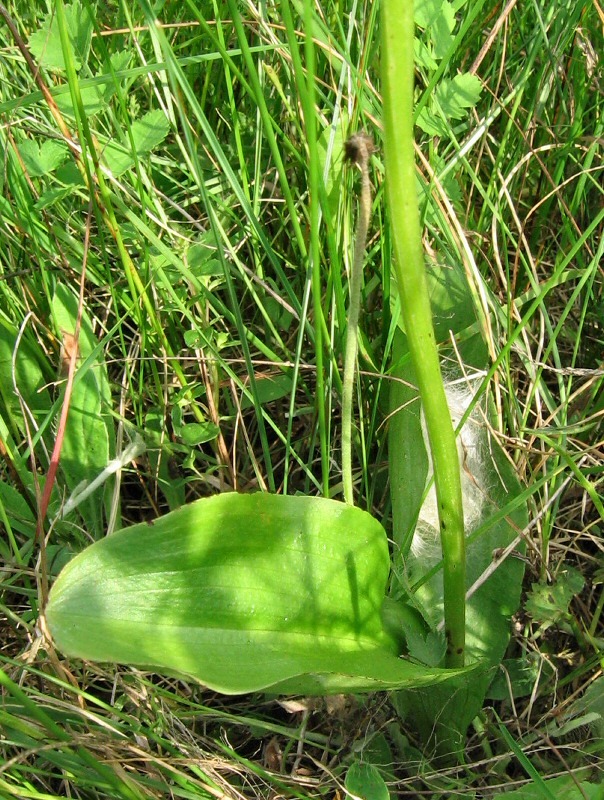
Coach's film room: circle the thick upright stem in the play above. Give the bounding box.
[382,0,466,667]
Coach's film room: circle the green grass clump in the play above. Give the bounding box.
[0,0,602,796]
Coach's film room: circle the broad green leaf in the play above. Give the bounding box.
[179,422,219,446]
[414,38,438,70]
[415,0,452,30]
[345,762,390,800]
[35,185,79,210]
[390,298,527,753]
[240,373,293,409]
[568,675,604,742]
[52,285,114,538]
[486,654,554,700]
[28,1,93,72]
[144,410,186,511]
[430,8,455,60]
[103,110,170,176]
[416,107,447,137]
[129,110,170,154]
[186,243,224,278]
[18,140,68,177]
[417,74,482,135]
[0,480,36,540]
[46,493,471,694]
[496,776,603,800]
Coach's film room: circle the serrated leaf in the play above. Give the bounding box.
[108,49,132,75]
[130,109,170,153]
[103,110,170,175]
[416,107,449,137]
[28,1,93,72]
[415,0,455,59]
[46,493,473,694]
[525,567,585,627]
[18,140,68,178]
[435,73,482,120]
[35,185,78,210]
[56,82,111,116]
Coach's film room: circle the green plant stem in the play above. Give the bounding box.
[381,0,466,667]
[342,137,373,505]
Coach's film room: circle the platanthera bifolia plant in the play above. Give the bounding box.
[45,0,527,761]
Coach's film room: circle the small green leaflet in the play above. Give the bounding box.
[103,110,170,176]
[18,140,68,178]
[418,74,482,136]
[345,762,390,800]
[28,1,93,72]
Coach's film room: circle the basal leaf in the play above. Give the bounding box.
[496,776,603,800]
[345,762,390,800]
[46,493,471,694]
[240,373,293,409]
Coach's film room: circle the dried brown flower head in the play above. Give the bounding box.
[344,132,375,165]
